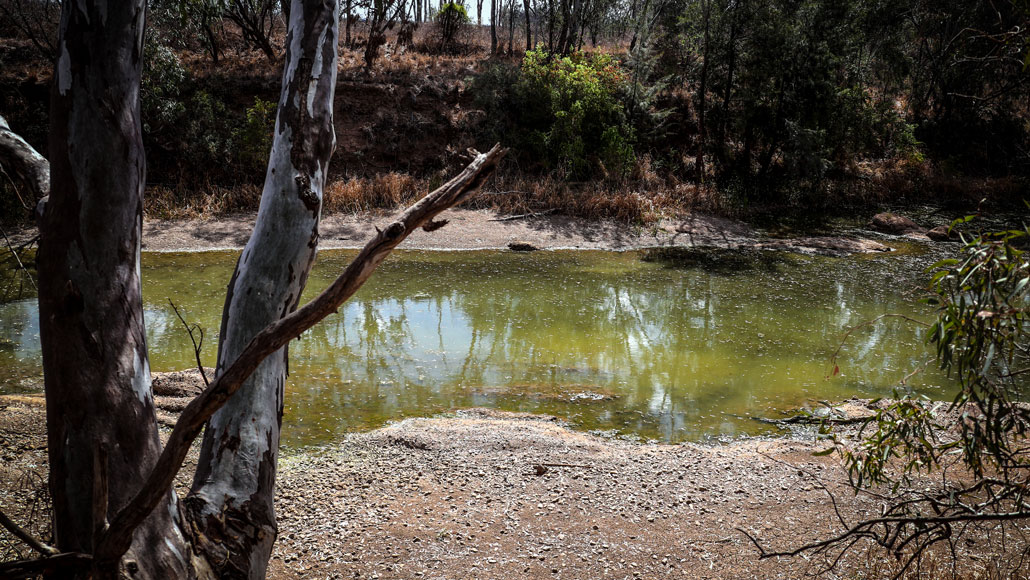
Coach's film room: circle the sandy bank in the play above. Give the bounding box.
[7,208,896,256]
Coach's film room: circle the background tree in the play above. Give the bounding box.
[362,0,409,68]
[222,0,280,62]
[435,2,471,51]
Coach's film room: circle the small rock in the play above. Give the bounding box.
[508,241,539,252]
[927,225,955,241]
[870,212,925,235]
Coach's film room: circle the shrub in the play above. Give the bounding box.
[141,37,188,133]
[434,2,470,52]
[234,98,277,172]
[472,49,636,180]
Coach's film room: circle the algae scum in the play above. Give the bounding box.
[0,245,955,446]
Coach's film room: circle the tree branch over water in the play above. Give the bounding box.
[94,144,506,565]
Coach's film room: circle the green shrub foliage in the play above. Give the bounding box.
[435,2,470,50]
[841,221,1029,488]
[473,49,637,179]
[140,35,275,186]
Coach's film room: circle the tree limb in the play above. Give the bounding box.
[0,508,57,557]
[94,144,507,566]
[0,113,50,202]
[0,552,92,579]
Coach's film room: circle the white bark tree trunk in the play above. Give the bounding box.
[0,113,49,204]
[186,0,340,577]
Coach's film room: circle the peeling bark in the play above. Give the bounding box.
[186,1,340,577]
[38,1,194,578]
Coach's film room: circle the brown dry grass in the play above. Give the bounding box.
[142,157,727,225]
[853,158,1028,210]
[146,183,262,220]
[323,172,426,213]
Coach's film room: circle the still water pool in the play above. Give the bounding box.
[0,245,956,446]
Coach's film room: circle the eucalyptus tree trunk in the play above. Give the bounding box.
[696,0,710,182]
[186,0,340,577]
[490,0,498,53]
[523,0,531,50]
[37,1,194,577]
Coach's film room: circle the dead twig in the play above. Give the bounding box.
[488,208,557,221]
[827,314,930,379]
[0,226,36,292]
[169,301,209,387]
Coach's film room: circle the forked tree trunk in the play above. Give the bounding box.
[38,1,194,578]
[186,0,340,577]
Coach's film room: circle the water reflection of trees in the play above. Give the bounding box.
[0,250,951,444]
[280,252,948,445]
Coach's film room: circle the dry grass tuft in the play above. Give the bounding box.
[323,173,426,213]
[466,165,680,225]
[146,184,262,220]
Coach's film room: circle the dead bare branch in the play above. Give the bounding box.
[0,113,50,202]
[169,301,210,387]
[0,507,56,557]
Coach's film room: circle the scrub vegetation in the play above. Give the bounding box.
[1,0,1027,223]
[0,1,1028,579]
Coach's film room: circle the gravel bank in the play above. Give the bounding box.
[1,393,1025,579]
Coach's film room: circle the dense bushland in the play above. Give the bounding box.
[0,0,1027,223]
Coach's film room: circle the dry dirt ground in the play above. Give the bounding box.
[2,387,1028,580]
